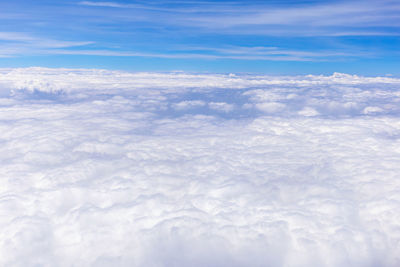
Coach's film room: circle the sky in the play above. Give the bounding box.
[2,2,400,266]
[0,0,399,74]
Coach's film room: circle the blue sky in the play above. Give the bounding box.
[1,0,399,74]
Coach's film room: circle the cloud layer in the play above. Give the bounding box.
[1,68,400,266]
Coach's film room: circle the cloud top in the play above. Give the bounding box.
[0,68,400,266]
[1,68,399,118]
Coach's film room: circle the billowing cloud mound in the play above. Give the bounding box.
[0,68,400,266]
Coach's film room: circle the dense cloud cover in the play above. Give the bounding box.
[1,68,400,266]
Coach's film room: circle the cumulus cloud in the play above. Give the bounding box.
[255,102,286,113]
[298,107,319,117]
[363,106,384,114]
[1,68,400,266]
[172,100,206,110]
[208,102,234,113]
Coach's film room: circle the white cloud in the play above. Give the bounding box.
[172,100,206,110]
[79,1,131,8]
[44,48,335,61]
[255,102,286,113]
[208,102,234,113]
[0,35,380,62]
[173,0,400,36]
[1,68,400,266]
[0,32,94,57]
[0,32,36,42]
[75,0,400,37]
[363,106,384,114]
[298,107,319,117]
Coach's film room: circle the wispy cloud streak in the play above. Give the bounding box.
[0,0,399,71]
[78,0,400,35]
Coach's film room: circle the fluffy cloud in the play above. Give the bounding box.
[298,107,319,116]
[172,100,206,110]
[0,68,400,266]
[208,102,235,113]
